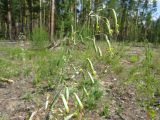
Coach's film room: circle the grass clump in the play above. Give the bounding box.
[31,26,49,49]
[128,55,139,63]
[0,58,21,78]
[83,81,103,110]
[31,49,68,86]
[100,104,109,118]
[85,88,103,110]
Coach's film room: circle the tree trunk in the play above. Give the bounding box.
[50,0,55,41]
[40,0,42,27]
[28,0,33,33]
[118,1,127,41]
[43,6,46,25]
[21,2,25,33]
[8,0,12,40]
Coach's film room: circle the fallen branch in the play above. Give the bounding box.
[0,77,14,84]
[47,42,61,49]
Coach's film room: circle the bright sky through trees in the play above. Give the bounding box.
[153,0,160,19]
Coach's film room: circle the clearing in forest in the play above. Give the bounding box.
[0,41,160,120]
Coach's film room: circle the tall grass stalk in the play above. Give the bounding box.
[87,58,97,76]
[105,35,113,56]
[93,37,98,52]
[71,25,76,45]
[110,9,119,34]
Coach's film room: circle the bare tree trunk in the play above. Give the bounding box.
[43,6,46,25]
[28,0,33,33]
[21,1,25,33]
[40,0,42,27]
[50,0,55,41]
[5,23,7,38]
[8,0,12,40]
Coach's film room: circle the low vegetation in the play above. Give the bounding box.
[0,1,160,119]
[0,39,160,119]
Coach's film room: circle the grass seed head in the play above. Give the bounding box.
[88,71,95,84]
[74,93,84,110]
[98,46,103,57]
[93,37,98,53]
[106,19,113,36]
[61,94,69,113]
[83,87,89,96]
[65,87,70,102]
[111,9,119,34]
[87,58,97,76]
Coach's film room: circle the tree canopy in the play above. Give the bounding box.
[0,0,159,42]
